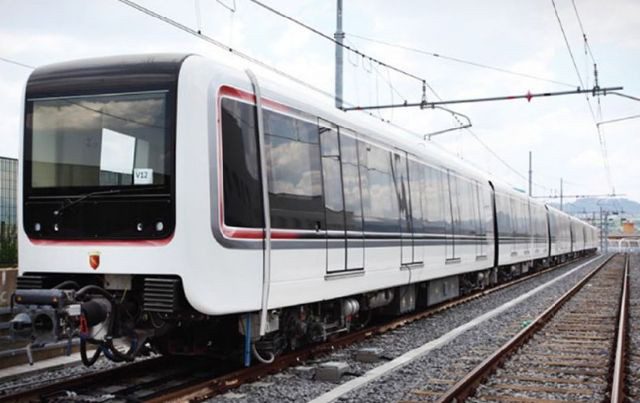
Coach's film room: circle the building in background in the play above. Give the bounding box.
[0,157,17,265]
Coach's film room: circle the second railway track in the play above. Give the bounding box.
[419,253,629,403]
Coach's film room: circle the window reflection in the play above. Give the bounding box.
[265,110,324,230]
[30,92,168,188]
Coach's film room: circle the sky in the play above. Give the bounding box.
[1,0,639,202]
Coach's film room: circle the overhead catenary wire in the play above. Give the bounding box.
[550,0,613,194]
[347,33,579,89]
[246,0,426,85]
[570,0,597,66]
[551,0,584,88]
[0,56,34,70]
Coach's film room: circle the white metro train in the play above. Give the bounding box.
[11,54,598,365]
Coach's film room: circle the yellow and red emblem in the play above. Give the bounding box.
[89,251,101,270]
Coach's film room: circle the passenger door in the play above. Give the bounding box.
[318,120,364,273]
[319,119,346,273]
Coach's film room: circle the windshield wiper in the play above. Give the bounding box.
[53,186,164,217]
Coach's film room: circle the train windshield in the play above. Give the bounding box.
[27,91,171,192]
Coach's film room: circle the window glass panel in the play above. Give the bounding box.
[357,140,371,231]
[30,92,169,188]
[265,110,324,229]
[457,177,475,235]
[442,170,454,236]
[424,165,445,234]
[496,194,512,234]
[360,144,399,232]
[340,134,363,231]
[221,99,263,228]
[320,127,344,231]
[409,161,424,234]
[450,173,462,236]
[394,153,411,235]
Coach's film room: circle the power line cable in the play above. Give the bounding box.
[570,0,597,65]
[116,0,340,102]
[246,0,426,87]
[550,0,584,88]
[550,0,613,193]
[0,56,35,70]
[347,32,579,89]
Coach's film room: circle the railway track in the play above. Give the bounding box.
[627,253,640,401]
[400,253,628,403]
[0,254,600,402]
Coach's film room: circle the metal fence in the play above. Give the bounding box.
[0,157,17,266]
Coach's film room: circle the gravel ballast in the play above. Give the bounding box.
[628,253,640,401]
[202,255,607,403]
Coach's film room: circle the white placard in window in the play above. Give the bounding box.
[133,168,153,185]
[100,128,135,174]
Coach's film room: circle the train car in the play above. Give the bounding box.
[547,206,573,263]
[492,183,549,275]
[9,53,595,365]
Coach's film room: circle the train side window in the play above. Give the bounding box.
[264,110,324,230]
[393,153,411,236]
[473,181,485,237]
[449,173,462,236]
[424,165,445,234]
[357,140,371,231]
[442,169,454,237]
[408,161,424,235]
[457,177,476,236]
[220,98,264,228]
[340,134,364,231]
[360,144,399,233]
[496,193,512,235]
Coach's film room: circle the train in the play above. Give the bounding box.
[10,53,598,365]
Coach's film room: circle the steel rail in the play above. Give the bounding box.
[148,255,599,403]
[0,356,174,402]
[434,253,616,403]
[611,253,629,403]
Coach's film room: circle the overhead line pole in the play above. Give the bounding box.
[528,151,532,197]
[342,86,623,111]
[560,178,563,212]
[334,0,344,109]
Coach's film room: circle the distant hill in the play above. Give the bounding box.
[548,198,640,215]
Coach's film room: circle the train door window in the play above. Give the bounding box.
[339,131,364,270]
[508,197,518,254]
[473,180,486,258]
[357,140,371,231]
[409,160,425,263]
[360,144,399,233]
[450,174,463,236]
[444,170,457,261]
[457,177,475,237]
[264,110,324,230]
[220,98,263,228]
[393,152,412,265]
[424,165,445,236]
[339,134,363,232]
